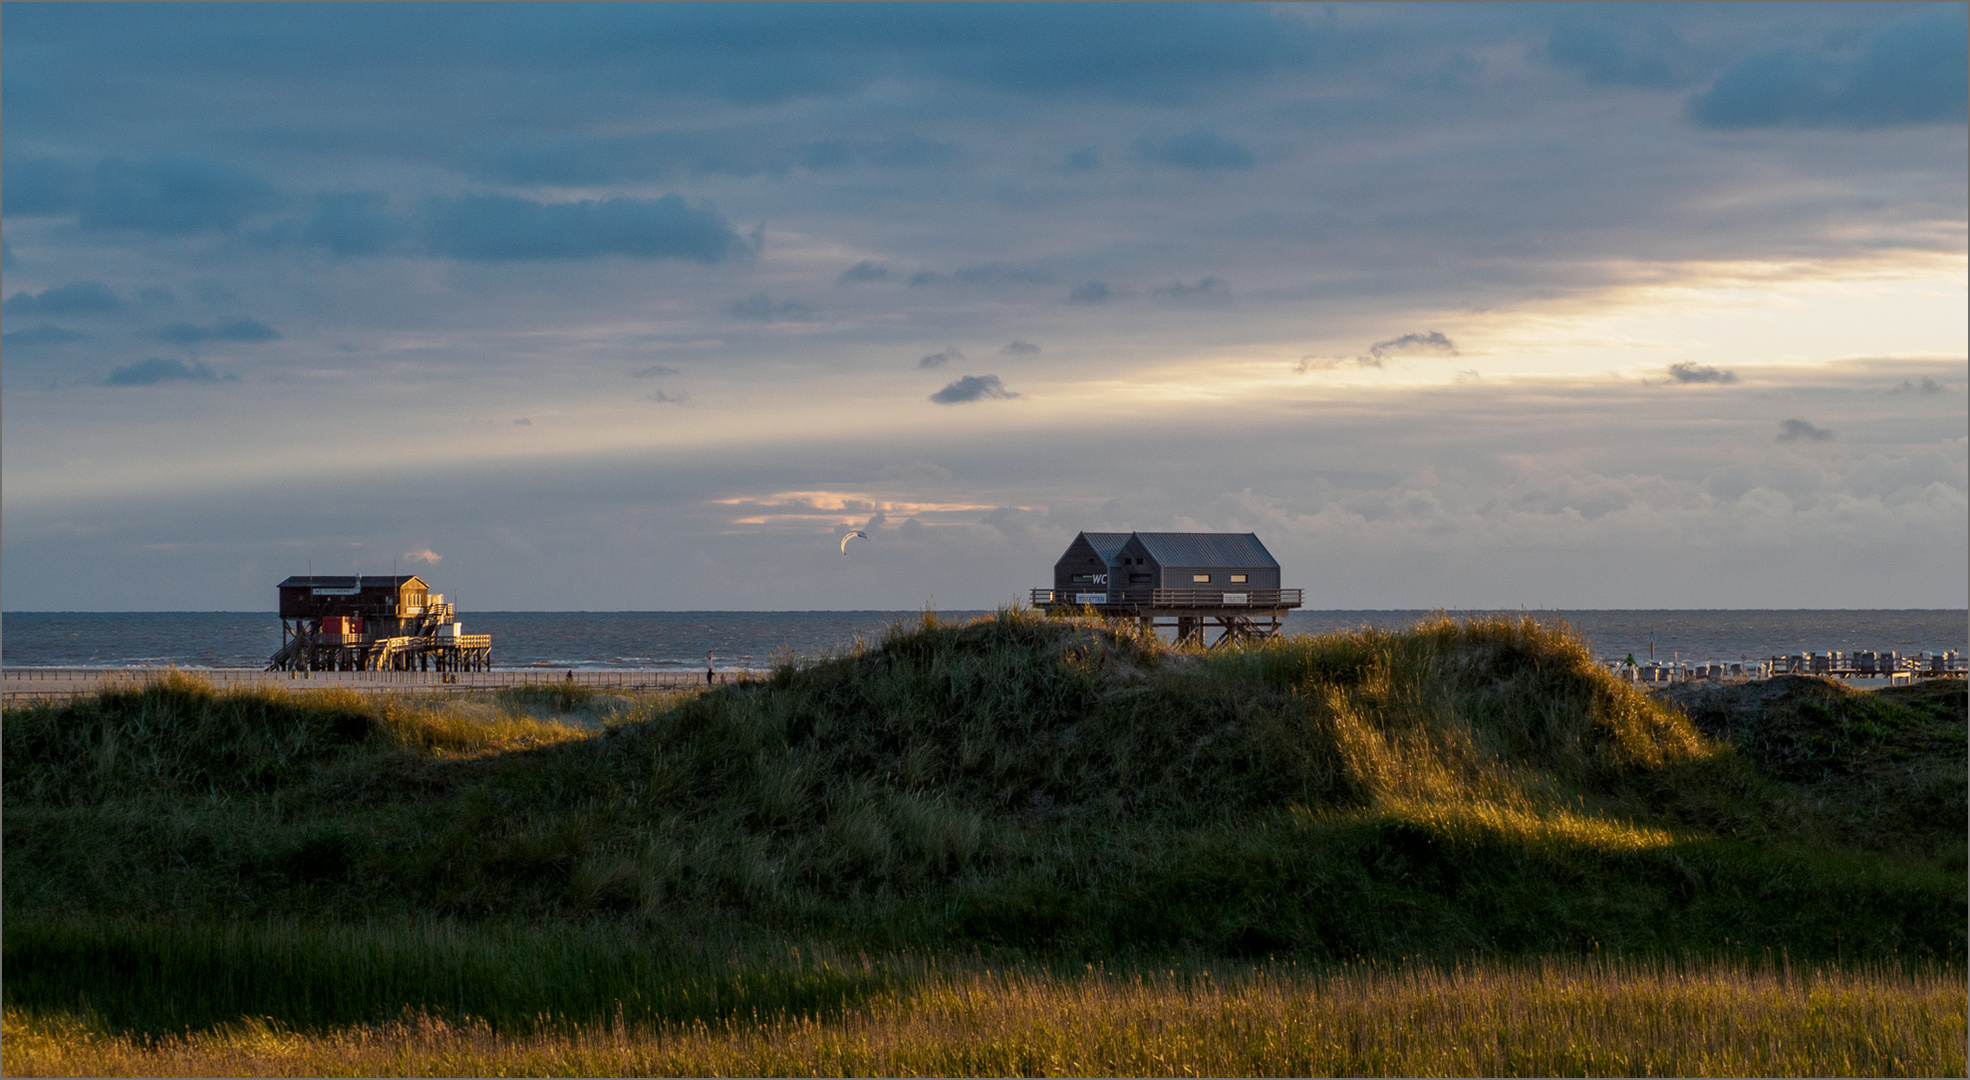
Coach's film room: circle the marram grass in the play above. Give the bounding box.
[6,956,1962,1077]
[3,609,1962,1073]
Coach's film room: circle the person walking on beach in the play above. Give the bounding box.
[706,651,716,686]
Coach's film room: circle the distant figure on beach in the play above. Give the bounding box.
[706,652,716,686]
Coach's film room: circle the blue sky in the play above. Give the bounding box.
[3,3,1965,611]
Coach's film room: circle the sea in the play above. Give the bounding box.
[2,610,1964,671]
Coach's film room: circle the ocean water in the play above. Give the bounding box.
[3,609,1964,670]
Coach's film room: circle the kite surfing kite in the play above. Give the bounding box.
[840,530,869,555]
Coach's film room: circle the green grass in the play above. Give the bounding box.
[4,609,1963,1045]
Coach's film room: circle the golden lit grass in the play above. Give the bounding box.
[7,957,1961,1078]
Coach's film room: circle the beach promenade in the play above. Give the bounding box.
[0,666,751,705]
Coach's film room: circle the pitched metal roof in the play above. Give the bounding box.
[1130,532,1278,569]
[277,575,426,588]
[1079,532,1133,563]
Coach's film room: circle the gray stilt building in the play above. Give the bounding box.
[1034,531,1301,647]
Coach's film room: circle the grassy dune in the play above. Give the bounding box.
[8,957,1963,1078]
[4,610,1964,1074]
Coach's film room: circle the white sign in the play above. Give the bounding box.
[1223,593,1248,604]
[1075,593,1109,605]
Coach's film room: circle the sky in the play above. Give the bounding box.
[3,2,1966,612]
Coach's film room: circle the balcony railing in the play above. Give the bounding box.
[1032,587,1302,609]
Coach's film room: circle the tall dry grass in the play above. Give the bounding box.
[7,956,1961,1077]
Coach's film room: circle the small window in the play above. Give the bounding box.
[1229,574,1247,584]
[1129,573,1152,583]
[1192,573,1210,583]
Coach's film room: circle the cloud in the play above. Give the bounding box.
[2,158,85,216]
[1068,281,1111,304]
[1690,7,1969,130]
[2,326,86,347]
[1892,378,1948,395]
[474,130,957,185]
[726,293,813,322]
[152,319,281,345]
[1367,330,1457,360]
[512,417,532,425]
[402,548,442,564]
[424,194,749,262]
[1063,148,1100,172]
[1000,340,1041,355]
[1132,128,1255,171]
[0,241,14,270]
[1776,418,1835,443]
[929,373,1018,404]
[81,156,281,233]
[879,461,951,482]
[5,281,122,317]
[908,262,1054,287]
[1152,276,1231,306]
[837,260,892,284]
[1668,361,1737,384]
[105,357,236,386]
[919,347,964,369]
[645,389,691,404]
[303,192,401,256]
[1295,354,1377,373]
[631,364,680,378]
[1542,17,1693,90]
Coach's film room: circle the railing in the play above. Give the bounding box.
[1031,588,1303,609]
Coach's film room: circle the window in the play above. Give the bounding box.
[1230,574,1247,584]
[1192,573,1211,583]
[1129,573,1152,583]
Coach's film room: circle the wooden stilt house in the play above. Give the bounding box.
[1035,531,1301,647]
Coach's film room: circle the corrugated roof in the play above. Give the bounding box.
[1080,532,1133,563]
[277,575,426,588]
[1130,532,1278,569]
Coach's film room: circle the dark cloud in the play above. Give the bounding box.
[1777,417,1836,443]
[5,281,122,317]
[2,325,86,347]
[1367,330,1457,359]
[105,357,236,386]
[909,262,1053,287]
[837,260,892,284]
[1132,128,1255,171]
[1892,378,1948,395]
[424,194,748,262]
[152,319,281,345]
[631,364,680,378]
[7,5,1328,111]
[799,134,960,171]
[303,192,401,256]
[475,131,958,186]
[1690,7,1968,130]
[726,293,813,322]
[1,158,85,216]
[919,347,964,369]
[1152,276,1231,306]
[929,373,1018,404]
[1543,17,1694,90]
[645,389,690,405]
[1068,281,1111,304]
[1000,340,1040,355]
[81,157,280,233]
[512,417,532,425]
[1668,361,1737,385]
